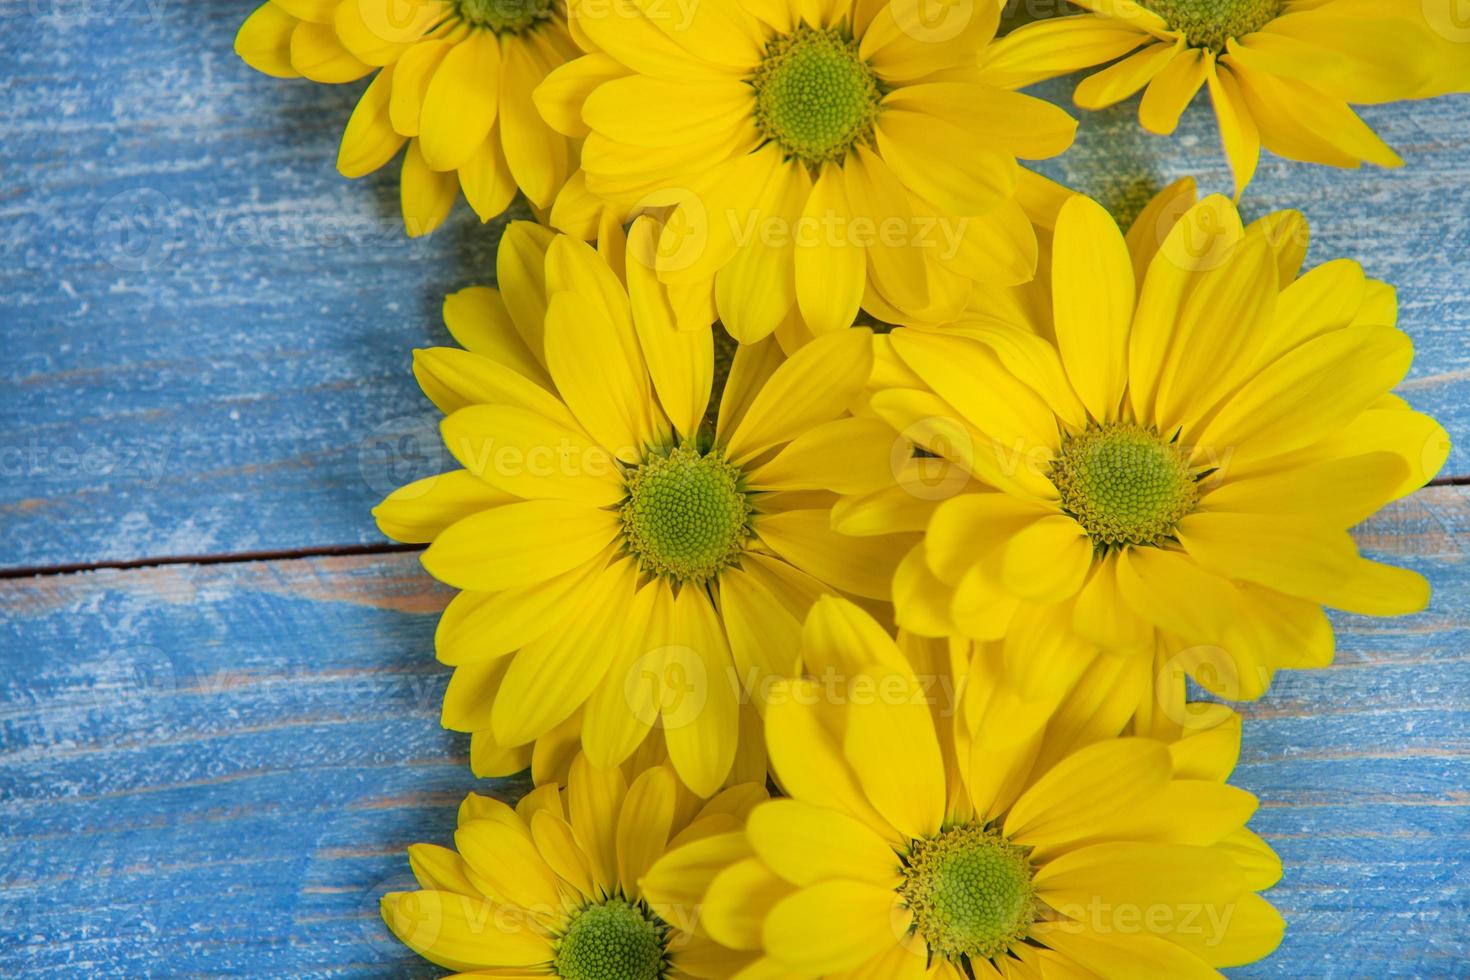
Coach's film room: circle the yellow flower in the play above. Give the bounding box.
[381,751,768,977]
[533,0,1078,340]
[691,596,1283,978]
[234,0,581,236]
[373,219,916,795]
[846,182,1448,704]
[982,0,1470,195]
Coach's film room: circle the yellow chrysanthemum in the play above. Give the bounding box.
[982,0,1470,195]
[686,596,1283,978]
[844,182,1448,705]
[374,218,916,795]
[235,0,581,236]
[533,0,1078,340]
[381,751,768,977]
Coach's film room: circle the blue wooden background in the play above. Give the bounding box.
[1,2,1467,976]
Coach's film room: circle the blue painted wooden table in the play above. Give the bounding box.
[2,3,1467,976]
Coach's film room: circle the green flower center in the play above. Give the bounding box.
[456,0,554,33]
[751,25,883,166]
[1139,0,1282,50]
[553,899,670,980]
[900,824,1037,964]
[1049,423,1198,549]
[621,445,753,582]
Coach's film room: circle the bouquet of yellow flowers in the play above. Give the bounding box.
[237,0,1458,974]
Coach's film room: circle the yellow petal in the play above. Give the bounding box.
[289,19,373,83]
[1075,39,1181,109]
[1206,451,1408,528]
[884,83,1076,162]
[716,160,807,344]
[544,290,654,460]
[640,831,752,934]
[1034,920,1220,980]
[235,3,301,79]
[496,220,556,359]
[420,33,501,171]
[843,146,928,314]
[435,557,604,666]
[530,809,596,898]
[441,285,550,382]
[1033,840,1244,913]
[439,404,623,505]
[626,217,714,440]
[1000,516,1092,603]
[1115,546,1240,640]
[980,16,1150,89]
[748,799,900,888]
[617,766,678,897]
[1005,738,1171,850]
[1138,46,1208,135]
[764,680,903,845]
[842,667,947,839]
[380,890,549,971]
[400,138,458,237]
[860,0,999,79]
[1176,512,1363,608]
[1153,227,1277,429]
[568,753,628,894]
[407,843,477,896]
[442,656,513,732]
[412,346,563,420]
[579,579,661,769]
[491,560,636,743]
[391,39,453,137]
[755,509,908,601]
[455,818,562,911]
[763,880,910,974]
[1070,556,1150,649]
[373,470,513,544]
[499,34,569,208]
[659,586,741,796]
[1208,61,1260,198]
[746,417,899,495]
[421,500,616,591]
[1197,326,1411,462]
[460,125,519,223]
[719,567,804,698]
[469,730,532,778]
[723,329,873,464]
[534,52,627,138]
[1051,194,1133,420]
[1123,175,1197,283]
[702,857,795,951]
[795,163,864,333]
[873,110,1017,217]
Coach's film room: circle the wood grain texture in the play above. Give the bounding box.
[1,3,1468,569]
[1,487,1466,977]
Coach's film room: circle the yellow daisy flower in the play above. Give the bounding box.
[234,0,581,236]
[373,219,916,795]
[982,0,1470,195]
[532,0,1078,340]
[845,184,1448,704]
[692,596,1284,978]
[381,751,768,977]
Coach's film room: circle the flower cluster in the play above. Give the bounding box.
[237,0,1458,975]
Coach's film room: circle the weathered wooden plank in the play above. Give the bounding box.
[2,5,1468,569]
[0,0,514,570]
[0,486,1466,976]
